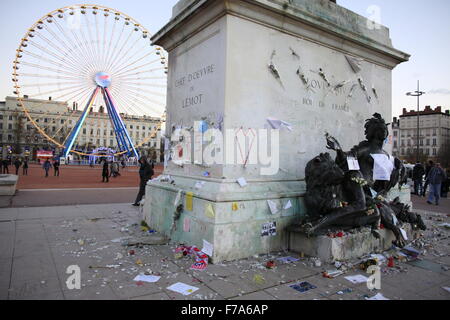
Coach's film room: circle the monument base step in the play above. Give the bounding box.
[287,224,421,263]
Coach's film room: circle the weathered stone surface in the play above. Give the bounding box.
[144,0,409,262]
[288,224,420,262]
[0,175,18,196]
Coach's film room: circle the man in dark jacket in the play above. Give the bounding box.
[1,158,9,174]
[14,158,22,175]
[422,160,434,196]
[426,163,447,206]
[412,162,425,195]
[102,161,110,183]
[133,156,154,206]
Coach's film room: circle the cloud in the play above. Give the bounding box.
[427,88,450,95]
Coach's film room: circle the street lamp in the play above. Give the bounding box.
[406,80,425,162]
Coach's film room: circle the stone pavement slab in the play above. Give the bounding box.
[0,202,449,300]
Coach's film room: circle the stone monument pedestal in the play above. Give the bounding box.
[0,175,18,196]
[288,224,420,263]
[144,0,409,262]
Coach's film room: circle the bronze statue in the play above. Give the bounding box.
[302,113,425,247]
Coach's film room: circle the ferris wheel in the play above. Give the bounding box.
[12,4,168,158]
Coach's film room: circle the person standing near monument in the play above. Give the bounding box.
[2,158,9,174]
[422,160,434,196]
[14,158,22,175]
[43,159,52,177]
[426,163,447,206]
[53,159,60,177]
[22,159,29,176]
[102,160,110,183]
[133,156,154,206]
[412,161,425,195]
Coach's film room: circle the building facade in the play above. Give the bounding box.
[0,96,162,161]
[391,106,450,166]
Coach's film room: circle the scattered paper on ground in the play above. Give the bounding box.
[366,293,389,300]
[289,281,316,293]
[167,282,199,296]
[277,256,299,263]
[345,274,368,284]
[133,274,161,283]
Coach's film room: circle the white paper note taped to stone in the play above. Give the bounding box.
[266,118,293,131]
[237,177,247,187]
[371,154,394,181]
[195,181,206,189]
[347,156,360,171]
[284,200,292,210]
[201,239,213,257]
[174,190,182,206]
[400,228,408,240]
[267,200,279,215]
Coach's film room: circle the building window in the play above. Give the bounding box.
[393,141,397,148]
[393,131,397,137]
[83,128,86,134]
[44,118,48,123]
[9,116,13,120]
[8,124,12,130]
[432,139,436,146]
[426,139,430,146]
[433,148,437,156]
[52,127,56,132]
[61,119,64,124]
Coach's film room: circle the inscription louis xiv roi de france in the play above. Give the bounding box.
[175,64,215,108]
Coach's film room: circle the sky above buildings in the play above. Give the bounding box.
[0,0,448,117]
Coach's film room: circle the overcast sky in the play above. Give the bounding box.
[0,0,448,117]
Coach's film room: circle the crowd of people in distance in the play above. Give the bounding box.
[411,160,449,206]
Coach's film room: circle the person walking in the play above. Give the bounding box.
[426,163,447,206]
[422,160,434,196]
[43,159,52,177]
[111,161,120,177]
[102,160,110,182]
[133,156,154,206]
[412,161,425,195]
[22,159,29,176]
[53,160,60,177]
[441,168,450,198]
[14,158,22,175]
[1,158,9,174]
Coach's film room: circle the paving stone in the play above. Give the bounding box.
[8,277,62,300]
[230,291,277,300]
[11,252,58,282]
[13,238,52,258]
[207,274,260,299]
[129,291,171,300]
[63,284,119,300]
[0,235,14,259]
[14,290,64,300]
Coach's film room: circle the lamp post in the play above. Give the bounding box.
[406,81,425,162]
